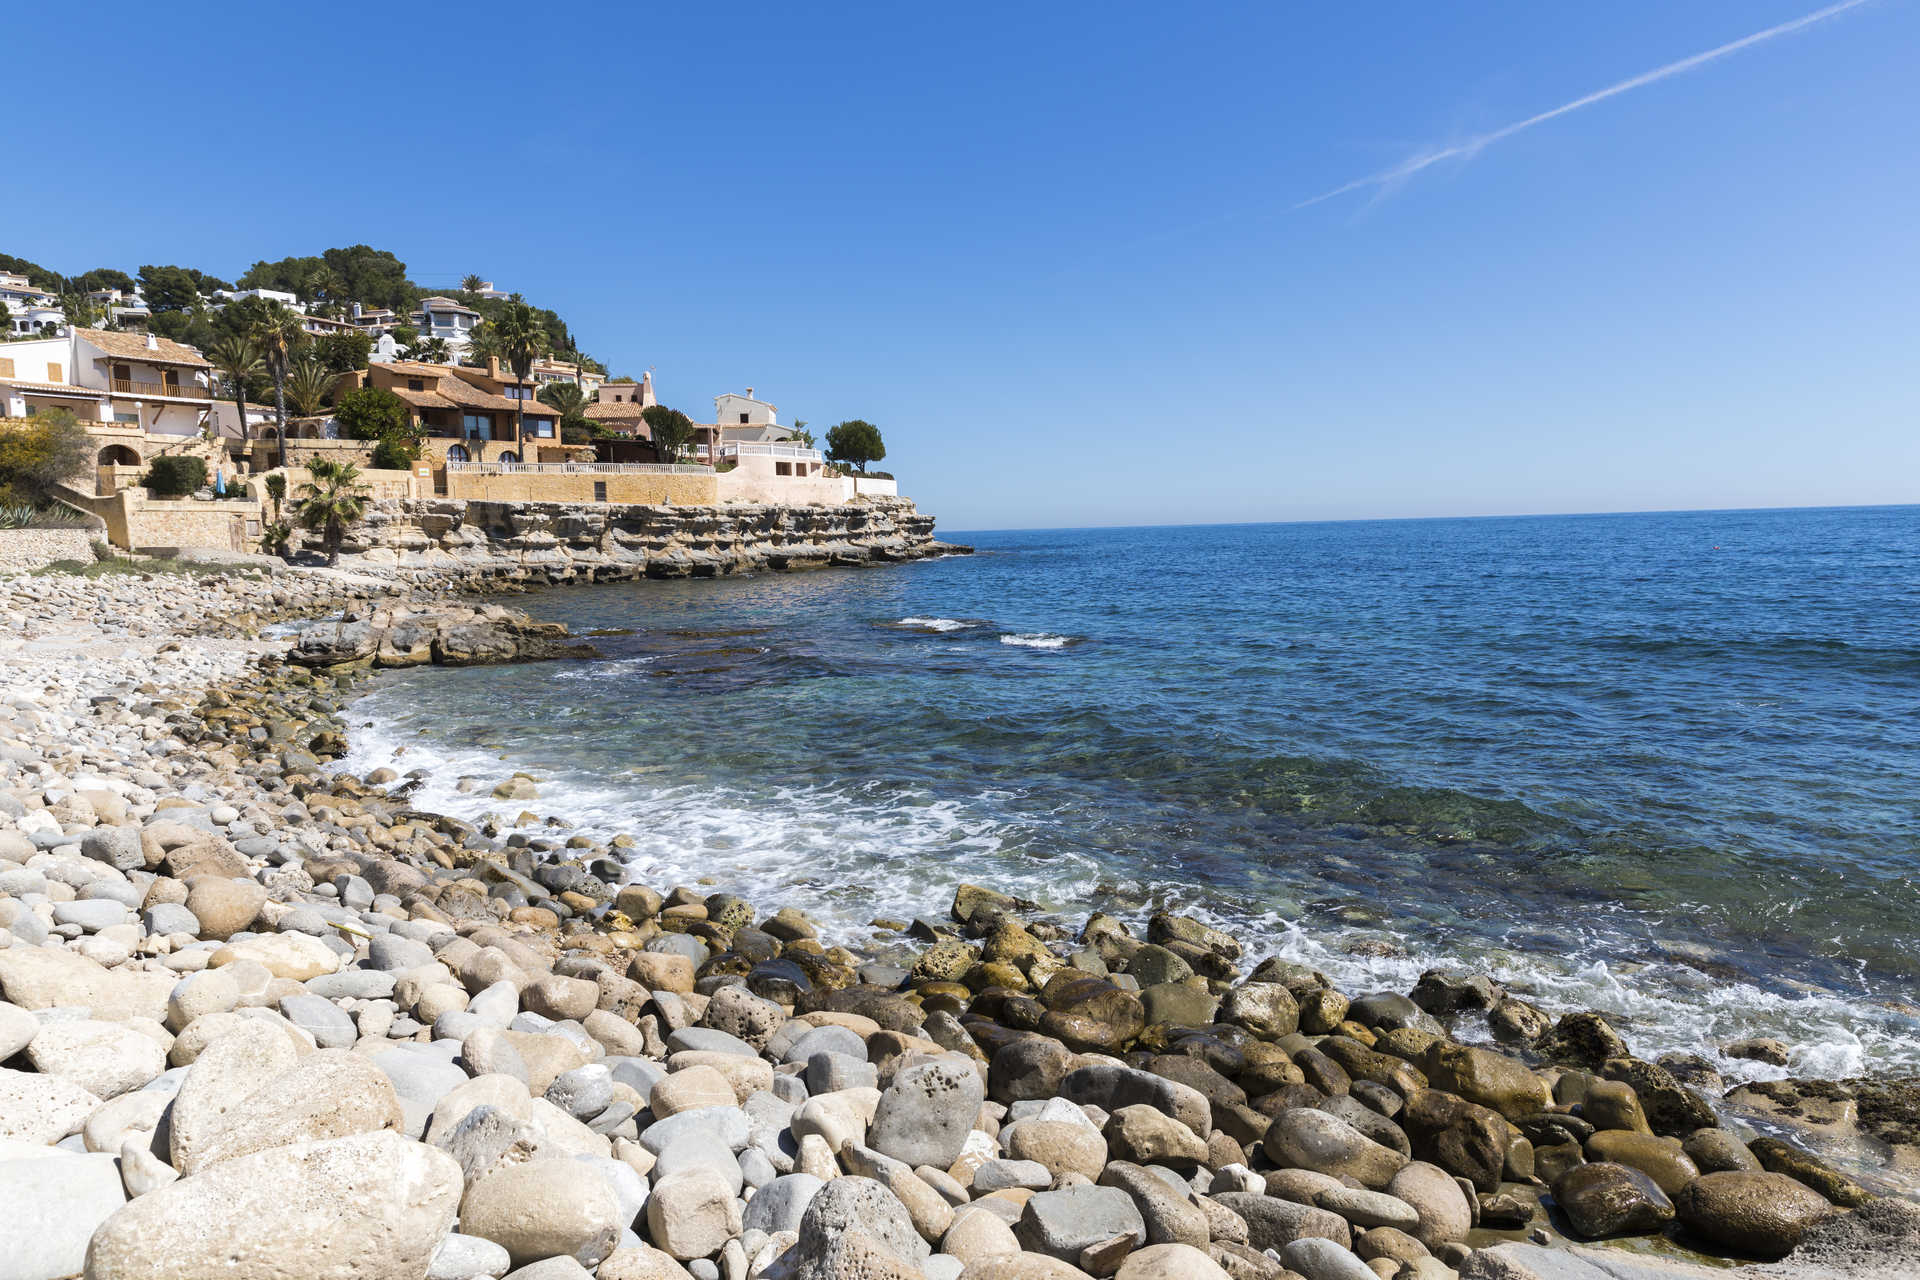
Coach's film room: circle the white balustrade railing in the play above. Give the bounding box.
[445,461,711,476]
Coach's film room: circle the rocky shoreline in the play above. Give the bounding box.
[331,496,970,585]
[2,565,1917,1280]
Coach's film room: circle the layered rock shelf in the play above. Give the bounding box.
[338,497,968,583]
[289,602,600,670]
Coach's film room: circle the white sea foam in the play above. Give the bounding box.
[1001,633,1070,650]
[899,617,971,632]
[340,691,1920,1082]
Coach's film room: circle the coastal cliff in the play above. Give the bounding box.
[330,495,966,582]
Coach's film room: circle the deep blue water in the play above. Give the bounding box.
[345,506,1920,1077]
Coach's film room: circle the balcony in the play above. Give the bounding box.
[111,378,210,401]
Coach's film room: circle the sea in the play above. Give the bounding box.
[341,506,1920,1082]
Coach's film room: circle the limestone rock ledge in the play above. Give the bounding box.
[334,496,968,582]
[290,602,598,669]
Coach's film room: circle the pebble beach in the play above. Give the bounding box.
[2,561,1918,1280]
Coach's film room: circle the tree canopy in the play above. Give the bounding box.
[0,253,61,293]
[825,420,886,473]
[335,386,414,442]
[137,264,229,312]
[642,405,697,463]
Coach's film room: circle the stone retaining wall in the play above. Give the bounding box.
[334,495,963,580]
[0,527,95,571]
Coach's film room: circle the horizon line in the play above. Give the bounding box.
[944,498,1918,535]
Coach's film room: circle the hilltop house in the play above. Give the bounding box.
[582,373,655,435]
[1,272,62,334]
[714,388,777,427]
[85,287,151,329]
[411,296,481,357]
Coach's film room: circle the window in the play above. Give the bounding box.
[113,364,131,382]
[499,452,518,465]
[407,378,424,391]
[739,413,749,423]
[114,412,138,424]
[532,419,553,438]
[446,444,469,462]
[463,413,492,441]
[593,481,607,502]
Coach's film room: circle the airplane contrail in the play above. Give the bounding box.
[1293,0,1871,210]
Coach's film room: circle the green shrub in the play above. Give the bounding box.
[370,435,419,470]
[144,455,208,497]
[335,386,413,442]
[0,409,91,505]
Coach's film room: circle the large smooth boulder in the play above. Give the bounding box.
[645,1168,743,1260]
[1006,1118,1108,1180]
[1209,1192,1348,1253]
[1061,1062,1210,1138]
[1116,1244,1232,1280]
[26,1019,166,1101]
[186,1049,405,1172]
[1384,1161,1471,1249]
[0,1149,127,1280]
[459,1158,624,1268]
[1420,1044,1550,1120]
[0,1067,101,1144]
[84,1132,461,1280]
[167,1020,300,1173]
[0,947,172,1022]
[867,1056,985,1169]
[1017,1185,1147,1261]
[1673,1171,1834,1259]
[1552,1163,1674,1239]
[1264,1108,1408,1190]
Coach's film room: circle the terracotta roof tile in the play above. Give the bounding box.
[74,328,210,367]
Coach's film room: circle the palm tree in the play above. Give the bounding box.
[58,289,98,330]
[249,303,306,436]
[492,297,549,442]
[296,457,369,565]
[284,354,336,419]
[405,336,452,364]
[461,273,486,294]
[306,266,346,308]
[207,334,264,447]
[538,382,587,441]
[462,319,503,369]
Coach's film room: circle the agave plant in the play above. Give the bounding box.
[0,503,37,529]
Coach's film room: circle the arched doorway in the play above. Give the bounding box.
[96,444,141,495]
[498,451,518,466]
[445,444,470,463]
[257,428,282,471]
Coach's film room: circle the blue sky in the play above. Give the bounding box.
[10,1,1916,530]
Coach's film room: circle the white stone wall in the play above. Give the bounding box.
[0,528,95,571]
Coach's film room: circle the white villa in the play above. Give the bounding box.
[412,296,481,356]
[0,328,267,465]
[1,272,62,334]
[212,287,299,308]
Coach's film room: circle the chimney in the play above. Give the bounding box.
[745,387,753,399]
[145,332,159,351]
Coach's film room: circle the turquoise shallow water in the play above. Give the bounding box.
[344,506,1920,1078]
